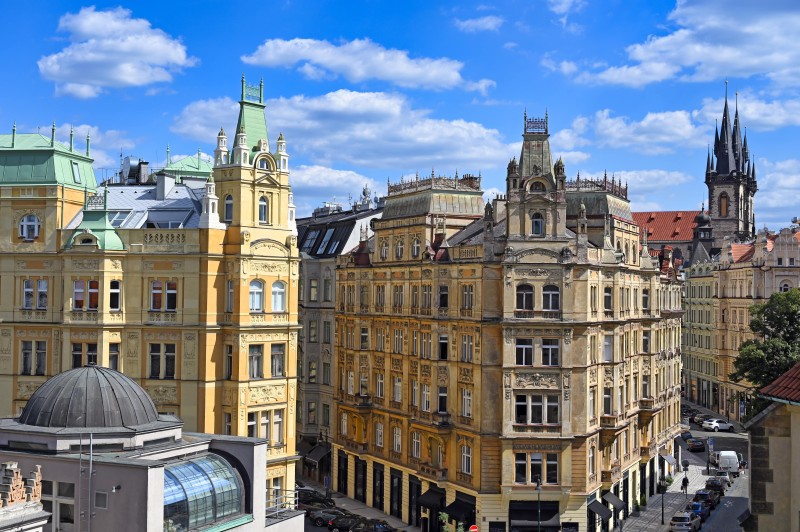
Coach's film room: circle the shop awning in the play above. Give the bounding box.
[443,497,475,523]
[738,509,752,526]
[508,501,560,528]
[602,492,625,511]
[587,500,612,521]
[304,445,330,466]
[418,487,445,508]
[662,454,677,466]
[297,439,314,456]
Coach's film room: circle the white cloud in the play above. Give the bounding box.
[503,42,518,50]
[610,169,693,194]
[290,165,381,209]
[558,151,591,165]
[454,15,504,32]
[38,123,136,170]
[241,38,493,93]
[593,109,707,153]
[696,92,800,131]
[755,158,800,210]
[547,0,586,16]
[541,54,579,75]
[483,187,504,204]
[38,6,197,98]
[171,90,515,173]
[578,1,800,87]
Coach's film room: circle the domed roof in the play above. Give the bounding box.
[18,366,160,428]
[695,210,711,226]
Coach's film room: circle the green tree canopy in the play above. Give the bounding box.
[730,288,800,390]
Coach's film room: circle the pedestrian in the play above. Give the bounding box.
[681,476,689,498]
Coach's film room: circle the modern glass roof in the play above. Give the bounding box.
[163,454,243,531]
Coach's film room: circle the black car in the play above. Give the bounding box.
[350,520,398,532]
[308,508,353,527]
[298,490,336,508]
[693,489,721,509]
[328,515,365,532]
[704,477,726,496]
[680,430,694,441]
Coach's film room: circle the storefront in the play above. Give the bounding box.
[508,500,560,532]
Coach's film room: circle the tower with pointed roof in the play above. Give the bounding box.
[706,85,758,250]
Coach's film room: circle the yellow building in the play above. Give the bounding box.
[331,113,684,532]
[0,76,299,494]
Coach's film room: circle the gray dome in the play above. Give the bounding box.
[19,366,160,428]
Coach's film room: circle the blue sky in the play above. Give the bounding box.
[3,0,800,228]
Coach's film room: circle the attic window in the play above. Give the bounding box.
[80,238,94,245]
[71,162,82,184]
[676,212,682,220]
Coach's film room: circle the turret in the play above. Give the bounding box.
[232,123,249,166]
[199,174,226,229]
[214,128,228,167]
[276,132,288,172]
[287,188,298,236]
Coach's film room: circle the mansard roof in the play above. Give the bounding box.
[0,133,96,191]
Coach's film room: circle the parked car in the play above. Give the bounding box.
[298,499,336,514]
[704,477,726,495]
[686,438,706,452]
[691,413,713,424]
[308,508,353,527]
[328,515,366,532]
[714,469,732,487]
[350,520,398,532]
[693,489,721,509]
[669,511,702,531]
[702,418,736,432]
[299,490,336,509]
[685,501,711,522]
[680,430,694,441]
[718,450,741,477]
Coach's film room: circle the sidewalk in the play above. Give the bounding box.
[622,464,726,531]
[681,398,746,434]
[298,475,420,531]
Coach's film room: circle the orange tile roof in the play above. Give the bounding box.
[760,361,800,404]
[632,210,701,242]
[730,242,755,263]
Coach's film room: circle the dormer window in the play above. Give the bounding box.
[18,214,41,241]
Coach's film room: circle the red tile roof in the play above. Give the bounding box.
[730,242,755,263]
[632,210,701,242]
[760,361,800,404]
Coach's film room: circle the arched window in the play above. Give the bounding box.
[259,159,267,170]
[516,284,534,310]
[719,193,729,217]
[412,238,421,258]
[272,281,286,312]
[224,195,233,222]
[249,280,264,312]
[531,213,544,236]
[380,241,388,260]
[543,285,560,311]
[781,282,791,293]
[395,240,404,259]
[532,181,545,192]
[258,196,268,224]
[18,214,41,240]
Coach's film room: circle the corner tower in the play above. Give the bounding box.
[706,85,757,250]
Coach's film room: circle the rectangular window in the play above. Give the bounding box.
[439,285,449,308]
[110,280,121,311]
[642,331,650,353]
[308,361,317,383]
[148,343,175,379]
[37,279,48,310]
[308,320,318,343]
[73,280,85,309]
[421,384,431,412]
[546,453,558,484]
[375,423,384,447]
[604,387,612,414]
[322,404,330,427]
[307,401,317,424]
[461,388,472,418]
[530,453,543,484]
[323,278,332,301]
[603,335,614,362]
[393,427,402,452]
[225,345,233,379]
[249,345,264,379]
[437,386,447,413]
[226,279,234,312]
[271,344,285,377]
[542,339,560,366]
[360,327,369,349]
[109,343,119,371]
[340,413,348,436]
[515,453,527,483]
[88,280,99,310]
[72,343,82,369]
[247,412,257,438]
[461,285,474,310]
[347,371,354,395]
[309,279,318,301]
[273,409,283,443]
[323,321,332,344]
[322,362,331,385]
[516,339,533,365]
[515,394,559,424]
[359,371,368,395]
[23,280,33,309]
[604,287,613,311]
[166,281,177,311]
[21,341,32,375]
[393,329,403,353]
[461,334,474,362]
[71,161,82,183]
[224,413,231,435]
[376,373,384,398]
[393,376,402,402]
[411,380,419,407]
[439,334,448,360]
[461,445,473,474]
[411,432,421,458]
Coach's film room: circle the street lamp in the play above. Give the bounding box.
[534,475,542,532]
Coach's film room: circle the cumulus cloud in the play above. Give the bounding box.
[695,92,800,132]
[578,1,800,87]
[454,15,504,32]
[541,54,579,75]
[34,123,136,171]
[38,6,197,98]
[593,109,708,153]
[290,165,382,211]
[171,89,516,173]
[547,0,585,32]
[241,38,493,93]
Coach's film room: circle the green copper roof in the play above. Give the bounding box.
[66,190,125,251]
[165,154,213,177]
[0,133,96,190]
[234,77,270,158]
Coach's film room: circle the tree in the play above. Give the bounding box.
[438,512,466,532]
[730,289,800,414]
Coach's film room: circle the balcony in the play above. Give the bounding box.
[374,305,384,313]
[433,412,452,426]
[459,308,473,318]
[420,307,432,316]
[360,305,370,313]
[438,307,449,317]
[599,413,630,447]
[344,440,368,453]
[512,310,562,320]
[514,310,535,319]
[601,462,622,486]
[419,464,448,481]
[637,397,663,426]
[355,394,372,409]
[640,442,657,463]
[392,306,403,314]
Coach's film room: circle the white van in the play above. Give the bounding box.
[717,450,740,478]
